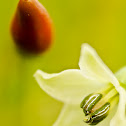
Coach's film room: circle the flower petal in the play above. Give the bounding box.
[34,69,105,104]
[79,43,117,84]
[53,104,84,126]
[53,104,114,126]
[110,87,126,126]
[115,66,126,89]
[110,68,126,126]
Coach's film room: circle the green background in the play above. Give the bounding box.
[0,0,126,125]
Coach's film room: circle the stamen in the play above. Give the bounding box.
[80,93,102,115]
[80,84,119,125]
[84,103,110,125]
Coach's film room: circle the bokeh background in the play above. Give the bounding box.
[0,0,126,125]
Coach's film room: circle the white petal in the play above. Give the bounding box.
[110,88,126,126]
[34,69,105,104]
[110,68,126,126]
[53,104,115,126]
[79,43,120,91]
[79,43,118,84]
[115,66,126,89]
[53,104,84,126]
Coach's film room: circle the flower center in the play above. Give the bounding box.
[80,84,119,125]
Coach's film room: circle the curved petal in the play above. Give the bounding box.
[115,66,126,89]
[53,104,115,126]
[110,87,126,126]
[110,67,126,126]
[34,69,105,104]
[79,43,118,84]
[53,104,84,126]
[78,43,121,92]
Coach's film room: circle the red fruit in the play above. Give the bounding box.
[11,0,53,54]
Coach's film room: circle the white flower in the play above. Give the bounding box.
[34,43,126,126]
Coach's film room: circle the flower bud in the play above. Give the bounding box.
[11,0,53,54]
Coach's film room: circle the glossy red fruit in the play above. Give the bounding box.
[11,0,53,54]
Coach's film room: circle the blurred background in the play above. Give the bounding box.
[0,0,126,125]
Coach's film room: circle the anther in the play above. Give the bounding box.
[80,84,119,125]
[80,93,102,115]
[84,103,110,125]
